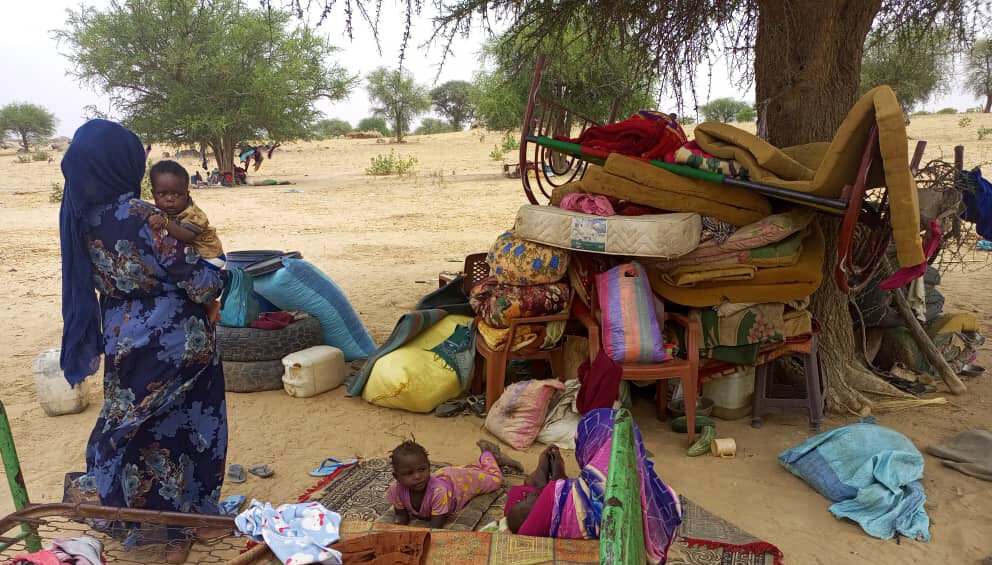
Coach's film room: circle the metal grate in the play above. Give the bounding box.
[463,253,491,293]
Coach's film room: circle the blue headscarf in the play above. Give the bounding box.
[59,120,146,384]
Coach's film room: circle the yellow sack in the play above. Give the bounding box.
[363,315,472,413]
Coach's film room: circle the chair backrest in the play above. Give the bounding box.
[463,253,490,295]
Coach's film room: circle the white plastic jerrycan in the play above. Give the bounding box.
[282,346,345,398]
[32,349,89,417]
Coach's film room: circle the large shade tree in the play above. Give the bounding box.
[430,80,475,130]
[0,103,57,153]
[860,25,955,112]
[273,0,984,414]
[57,0,356,172]
[965,39,992,112]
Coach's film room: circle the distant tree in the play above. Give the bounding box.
[965,39,992,112]
[357,117,392,136]
[0,103,57,152]
[57,0,355,172]
[471,26,658,132]
[734,106,757,122]
[366,67,431,142]
[430,80,475,130]
[937,107,959,114]
[700,98,751,122]
[859,26,953,112]
[414,118,456,135]
[311,118,352,138]
[677,115,696,126]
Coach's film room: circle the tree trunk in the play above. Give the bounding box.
[754,0,910,415]
[18,130,30,153]
[755,0,881,146]
[984,94,991,113]
[210,139,236,174]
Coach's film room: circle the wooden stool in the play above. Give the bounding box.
[751,335,824,432]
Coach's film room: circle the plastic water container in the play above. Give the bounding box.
[31,349,89,417]
[702,366,755,420]
[282,346,346,398]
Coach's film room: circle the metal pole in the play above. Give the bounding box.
[0,401,41,552]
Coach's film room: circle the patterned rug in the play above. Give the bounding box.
[304,458,783,565]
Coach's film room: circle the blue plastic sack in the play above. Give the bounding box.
[219,268,260,328]
[253,259,376,360]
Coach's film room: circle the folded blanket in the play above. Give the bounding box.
[561,112,687,161]
[653,228,807,271]
[784,308,813,338]
[649,223,825,307]
[694,86,924,267]
[662,264,756,287]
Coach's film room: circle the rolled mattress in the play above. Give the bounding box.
[513,205,702,258]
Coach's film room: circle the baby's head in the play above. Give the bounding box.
[390,440,430,494]
[149,160,191,216]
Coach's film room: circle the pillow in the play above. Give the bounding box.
[485,379,565,450]
[488,231,570,285]
[253,258,376,360]
[469,277,570,328]
[362,315,472,413]
[595,262,666,363]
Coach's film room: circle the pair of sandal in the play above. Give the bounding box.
[436,395,485,418]
[227,464,273,483]
[308,457,360,477]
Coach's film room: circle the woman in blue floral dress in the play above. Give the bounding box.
[59,120,228,561]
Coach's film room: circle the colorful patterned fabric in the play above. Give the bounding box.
[670,141,747,177]
[76,195,228,544]
[692,303,786,365]
[172,200,224,259]
[470,277,570,329]
[558,193,616,216]
[541,409,682,565]
[488,231,570,286]
[595,262,666,363]
[387,452,505,520]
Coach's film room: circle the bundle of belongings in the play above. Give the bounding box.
[456,85,928,430]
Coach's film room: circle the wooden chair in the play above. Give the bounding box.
[461,253,570,410]
[571,289,701,446]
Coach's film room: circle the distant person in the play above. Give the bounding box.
[191,170,204,185]
[58,120,228,563]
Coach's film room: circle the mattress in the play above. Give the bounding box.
[513,205,702,258]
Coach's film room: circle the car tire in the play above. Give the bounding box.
[217,316,322,362]
[223,359,286,393]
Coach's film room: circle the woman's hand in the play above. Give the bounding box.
[149,214,168,231]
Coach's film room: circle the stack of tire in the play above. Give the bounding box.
[218,316,323,392]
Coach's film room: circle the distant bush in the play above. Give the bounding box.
[15,155,32,164]
[966,106,985,113]
[414,118,456,135]
[357,117,393,137]
[366,150,417,175]
[700,98,751,122]
[959,117,973,128]
[912,110,932,116]
[936,107,958,114]
[32,150,49,161]
[49,181,63,203]
[500,134,519,153]
[735,107,757,122]
[678,115,696,125]
[311,118,352,138]
[978,127,992,140]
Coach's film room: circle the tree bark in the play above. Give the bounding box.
[984,94,991,113]
[209,139,236,174]
[18,130,30,153]
[754,0,913,415]
[755,0,881,146]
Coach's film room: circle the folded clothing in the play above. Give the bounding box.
[477,320,566,353]
[650,223,825,307]
[668,140,746,177]
[235,500,343,565]
[653,227,807,272]
[333,530,431,565]
[559,193,616,216]
[469,277,569,328]
[560,112,687,161]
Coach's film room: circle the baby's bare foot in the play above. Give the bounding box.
[478,439,523,473]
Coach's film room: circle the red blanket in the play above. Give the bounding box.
[560,111,688,161]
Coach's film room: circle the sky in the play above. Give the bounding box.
[0,1,983,138]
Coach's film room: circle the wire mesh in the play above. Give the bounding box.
[0,513,248,564]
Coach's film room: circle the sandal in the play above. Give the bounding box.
[435,398,466,417]
[227,464,246,484]
[308,457,359,477]
[466,395,486,417]
[248,464,274,479]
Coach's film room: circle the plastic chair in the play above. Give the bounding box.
[571,290,701,446]
[461,253,571,410]
[751,335,825,432]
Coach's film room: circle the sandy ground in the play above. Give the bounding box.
[0,117,990,564]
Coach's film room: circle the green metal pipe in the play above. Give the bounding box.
[0,401,41,552]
